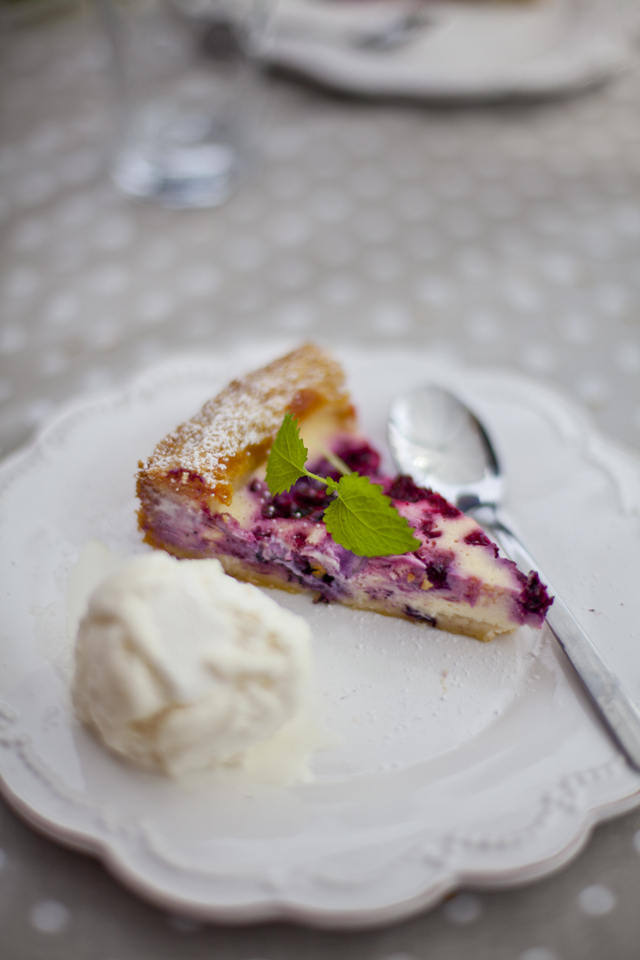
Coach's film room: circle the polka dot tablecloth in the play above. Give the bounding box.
[1,3,640,959]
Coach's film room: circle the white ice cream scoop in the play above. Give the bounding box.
[73,552,313,777]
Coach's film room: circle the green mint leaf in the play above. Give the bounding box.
[265,414,421,558]
[323,473,421,557]
[265,412,309,495]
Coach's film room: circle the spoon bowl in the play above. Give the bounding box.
[387,381,640,772]
[388,385,501,511]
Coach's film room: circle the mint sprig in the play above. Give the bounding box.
[265,414,421,558]
[265,412,309,494]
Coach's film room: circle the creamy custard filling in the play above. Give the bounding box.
[140,436,550,640]
[136,345,551,642]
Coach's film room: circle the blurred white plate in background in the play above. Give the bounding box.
[262,0,639,100]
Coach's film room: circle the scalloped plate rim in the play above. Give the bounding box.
[0,344,639,929]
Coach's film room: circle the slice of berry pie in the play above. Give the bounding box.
[137,344,551,641]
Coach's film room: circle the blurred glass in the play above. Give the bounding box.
[96,0,269,208]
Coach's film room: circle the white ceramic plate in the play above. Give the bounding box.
[263,0,639,100]
[1,344,639,928]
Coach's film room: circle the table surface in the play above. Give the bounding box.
[1,3,640,959]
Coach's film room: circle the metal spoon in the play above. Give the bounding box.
[388,384,640,772]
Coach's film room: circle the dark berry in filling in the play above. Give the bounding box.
[388,475,431,503]
[420,517,442,539]
[518,571,553,617]
[404,605,437,626]
[334,440,381,477]
[464,529,499,557]
[307,441,381,484]
[250,478,270,499]
[423,555,452,589]
[295,556,334,585]
[424,490,460,519]
[260,476,335,522]
[388,476,460,519]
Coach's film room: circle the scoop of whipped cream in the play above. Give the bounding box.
[72,552,313,778]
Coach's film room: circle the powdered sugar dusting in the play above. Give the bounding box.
[140,344,350,487]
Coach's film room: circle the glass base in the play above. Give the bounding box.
[111,105,253,209]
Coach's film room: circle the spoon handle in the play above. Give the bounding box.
[485,517,640,773]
